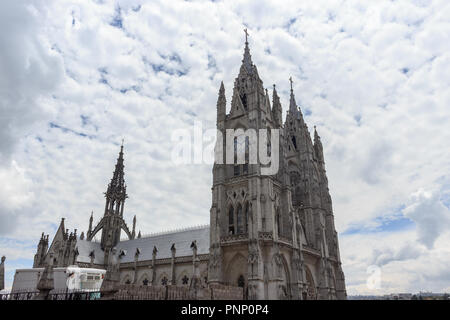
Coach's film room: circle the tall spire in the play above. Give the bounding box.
[217,81,226,122]
[288,76,303,120]
[314,126,324,164]
[272,84,283,127]
[241,28,253,74]
[104,143,128,216]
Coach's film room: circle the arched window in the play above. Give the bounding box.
[292,136,297,150]
[228,206,235,235]
[244,202,249,233]
[276,209,282,236]
[234,137,240,175]
[243,136,249,174]
[237,275,245,288]
[240,93,248,110]
[237,204,244,234]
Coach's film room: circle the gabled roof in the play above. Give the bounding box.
[115,225,210,263]
[76,225,210,265]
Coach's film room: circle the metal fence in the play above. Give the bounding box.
[0,289,101,301]
[0,284,243,301]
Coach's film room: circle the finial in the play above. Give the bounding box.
[289,76,293,91]
[273,84,276,89]
[244,28,249,43]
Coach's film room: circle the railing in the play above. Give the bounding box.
[0,290,39,301]
[258,231,273,240]
[0,285,244,301]
[220,233,248,243]
[0,289,101,301]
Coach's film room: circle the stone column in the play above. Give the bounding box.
[34,253,54,300]
[151,246,157,286]
[89,250,95,268]
[0,256,5,291]
[133,248,140,285]
[100,248,121,300]
[170,244,176,285]
[189,241,201,298]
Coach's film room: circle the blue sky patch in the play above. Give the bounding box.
[342,214,415,235]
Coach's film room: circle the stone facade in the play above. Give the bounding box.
[32,37,346,300]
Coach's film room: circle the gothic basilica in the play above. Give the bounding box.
[33,36,347,300]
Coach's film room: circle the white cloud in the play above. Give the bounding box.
[403,189,450,249]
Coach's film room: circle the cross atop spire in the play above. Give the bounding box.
[244,28,249,43]
[241,28,253,74]
[289,76,300,118]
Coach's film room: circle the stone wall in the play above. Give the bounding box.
[113,283,243,300]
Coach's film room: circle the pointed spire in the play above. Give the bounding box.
[87,211,93,239]
[314,125,324,164]
[288,77,303,120]
[137,231,141,238]
[217,81,226,122]
[289,76,297,114]
[105,143,127,204]
[132,215,136,239]
[241,28,253,75]
[272,84,283,127]
[58,218,65,233]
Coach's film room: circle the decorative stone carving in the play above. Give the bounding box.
[34,253,54,300]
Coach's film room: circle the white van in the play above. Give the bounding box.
[12,266,106,293]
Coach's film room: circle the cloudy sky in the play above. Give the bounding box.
[1,0,450,295]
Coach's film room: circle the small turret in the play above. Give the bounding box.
[87,211,93,239]
[132,215,136,239]
[272,84,283,128]
[314,126,324,165]
[217,81,226,123]
[0,256,6,291]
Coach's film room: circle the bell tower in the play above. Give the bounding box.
[208,30,293,299]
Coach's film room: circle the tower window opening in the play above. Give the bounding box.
[238,275,245,288]
[228,207,235,235]
[243,136,249,174]
[244,202,249,233]
[240,93,248,111]
[237,204,244,234]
